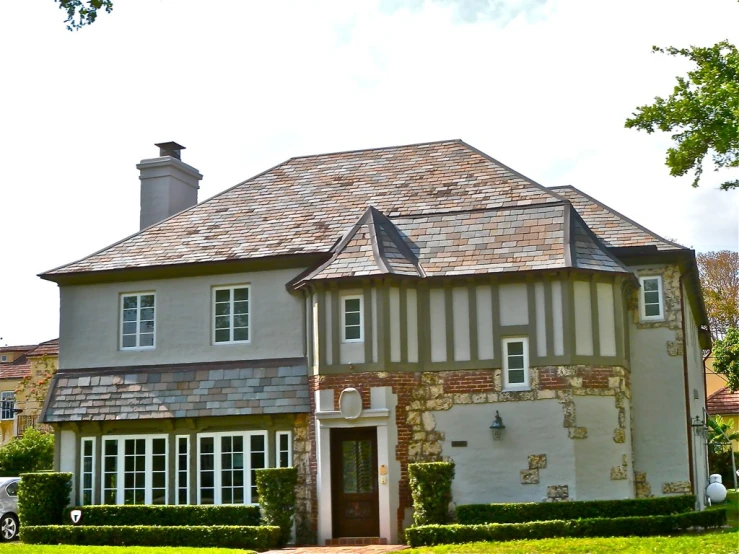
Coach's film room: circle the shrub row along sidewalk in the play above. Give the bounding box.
[405,510,727,547]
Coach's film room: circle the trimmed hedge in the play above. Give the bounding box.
[21,524,280,550]
[456,495,696,524]
[408,462,455,526]
[18,472,72,526]
[61,504,260,527]
[256,467,298,547]
[405,509,727,547]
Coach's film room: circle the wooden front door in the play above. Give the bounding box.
[331,427,379,537]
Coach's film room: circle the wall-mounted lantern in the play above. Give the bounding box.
[490,410,505,441]
[691,415,707,439]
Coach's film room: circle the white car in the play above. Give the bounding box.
[0,478,19,541]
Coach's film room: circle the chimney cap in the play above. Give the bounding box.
[154,141,186,160]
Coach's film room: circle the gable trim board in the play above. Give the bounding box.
[41,140,710,545]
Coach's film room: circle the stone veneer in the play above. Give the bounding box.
[630,264,683,357]
[305,363,630,537]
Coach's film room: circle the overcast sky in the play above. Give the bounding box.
[2,0,738,346]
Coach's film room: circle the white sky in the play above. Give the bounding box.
[1,0,738,346]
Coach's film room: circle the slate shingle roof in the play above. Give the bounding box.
[551,185,684,251]
[707,386,739,415]
[42,360,309,422]
[296,203,627,284]
[43,140,564,277]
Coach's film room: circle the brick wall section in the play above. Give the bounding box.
[537,367,568,389]
[582,368,612,389]
[442,370,494,394]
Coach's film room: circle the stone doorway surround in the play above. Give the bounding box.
[314,386,400,545]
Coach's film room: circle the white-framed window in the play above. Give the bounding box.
[502,337,529,391]
[639,276,664,321]
[0,355,6,363]
[197,431,267,505]
[102,435,167,505]
[176,435,190,505]
[80,438,96,505]
[276,431,292,468]
[341,295,363,343]
[121,293,156,349]
[0,392,15,420]
[213,286,250,344]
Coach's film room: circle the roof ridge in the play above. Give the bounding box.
[396,200,568,219]
[551,185,686,250]
[287,139,463,161]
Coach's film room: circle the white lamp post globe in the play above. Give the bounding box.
[707,482,728,504]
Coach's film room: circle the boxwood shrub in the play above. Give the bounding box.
[456,495,696,524]
[18,472,72,526]
[405,509,726,547]
[256,467,298,547]
[61,504,260,527]
[21,524,280,550]
[408,462,455,526]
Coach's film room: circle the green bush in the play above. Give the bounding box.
[18,472,72,526]
[21,524,280,550]
[0,428,53,476]
[408,462,455,526]
[405,510,726,547]
[708,449,739,488]
[61,504,260,527]
[255,467,298,547]
[456,495,696,524]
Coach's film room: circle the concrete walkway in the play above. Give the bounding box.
[263,546,409,554]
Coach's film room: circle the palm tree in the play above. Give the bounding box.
[708,415,739,454]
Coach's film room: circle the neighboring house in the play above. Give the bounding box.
[707,387,739,449]
[0,340,58,444]
[704,355,727,397]
[39,140,710,545]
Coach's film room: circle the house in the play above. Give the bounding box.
[0,339,58,443]
[39,140,710,545]
[707,387,739,449]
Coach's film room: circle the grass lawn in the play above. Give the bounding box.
[709,489,739,530]
[0,542,255,554]
[405,533,739,553]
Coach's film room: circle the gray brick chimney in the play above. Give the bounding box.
[137,141,203,230]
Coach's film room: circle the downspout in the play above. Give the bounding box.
[679,275,695,495]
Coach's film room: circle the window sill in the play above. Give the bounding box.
[213,341,251,346]
[503,386,531,393]
[639,316,665,323]
[120,347,156,352]
[341,339,364,344]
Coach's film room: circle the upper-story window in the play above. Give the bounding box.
[121,293,156,349]
[639,276,664,321]
[342,295,363,343]
[0,392,14,420]
[213,286,250,344]
[0,355,6,363]
[502,337,529,391]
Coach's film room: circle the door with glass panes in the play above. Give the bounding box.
[330,427,379,537]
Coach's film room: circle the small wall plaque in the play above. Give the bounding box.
[451,441,468,448]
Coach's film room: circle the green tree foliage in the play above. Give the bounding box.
[713,327,739,392]
[697,251,739,340]
[707,414,739,453]
[0,428,54,476]
[625,41,739,190]
[55,0,113,31]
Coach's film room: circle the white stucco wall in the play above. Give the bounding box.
[476,286,494,359]
[629,265,691,497]
[435,401,574,504]
[499,284,528,326]
[59,267,307,369]
[573,397,633,500]
[430,289,446,362]
[453,287,471,362]
[574,281,593,356]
